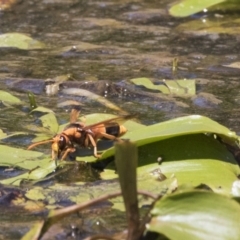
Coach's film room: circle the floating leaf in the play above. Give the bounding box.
[99,115,239,160]
[39,113,59,134]
[29,108,59,142]
[0,33,45,50]
[0,144,56,185]
[99,115,240,194]
[136,134,238,193]
[0,90,21,104]
[0,145,43,166]
[130,77,170,94]
[30,106,54,114]
[0,157,56,186]
[148,190,240,240]
[130,78,196,96]
[169,0,225,17]
[165,79,195,95]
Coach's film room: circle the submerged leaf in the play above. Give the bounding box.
[148,190,240,240]
[0,33,45,50]
[62,88,128,114]
[176,18,240,36]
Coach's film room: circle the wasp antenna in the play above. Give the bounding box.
[27,139,54,150]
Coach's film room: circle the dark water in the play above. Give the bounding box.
[1,0,240,130]
[1,0,240,239]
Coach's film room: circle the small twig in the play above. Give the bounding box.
[137,190,158,200]
[39,190,156,239]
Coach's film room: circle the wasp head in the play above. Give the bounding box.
[51,134,70,160]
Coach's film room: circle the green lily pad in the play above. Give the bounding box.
[148,190,240,240]
[0,33,45,50]
[169,0,225,17]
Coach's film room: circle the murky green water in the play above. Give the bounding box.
[1,0,240,239]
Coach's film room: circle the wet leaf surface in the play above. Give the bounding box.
[148,190,240,240]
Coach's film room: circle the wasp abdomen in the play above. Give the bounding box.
[105,124,120,137]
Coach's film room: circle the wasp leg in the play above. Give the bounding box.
[52,149,57,160]
[60,148,76,161]
[87,134,102,158]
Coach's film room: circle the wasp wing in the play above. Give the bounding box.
[69,107,81,123]
[83,115,133,130]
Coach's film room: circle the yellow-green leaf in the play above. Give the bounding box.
[169,0,225,17]
[0,33,45,50]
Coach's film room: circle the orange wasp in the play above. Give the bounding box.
[28,109,131,160]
